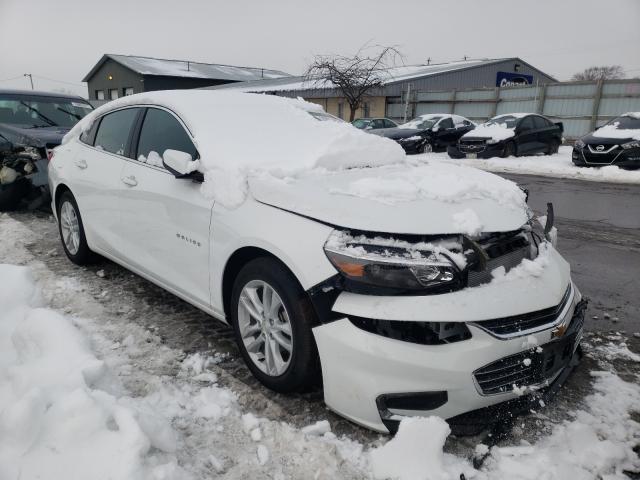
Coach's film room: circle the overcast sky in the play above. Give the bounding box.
[1,0,639,97]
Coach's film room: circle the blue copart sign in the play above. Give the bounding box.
[496,71,534,87]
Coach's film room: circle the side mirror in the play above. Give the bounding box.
[432,126,440,132]
[365,125,373,130]
[163,149,196,178]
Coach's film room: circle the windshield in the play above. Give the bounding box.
[352,119,372,129]
[485,115,518,129]
[0,94,93,128]
[605,115,640,130]
[308,111,344,123]
[399,116,442,130]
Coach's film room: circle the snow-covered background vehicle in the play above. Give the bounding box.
[0,89,93,210]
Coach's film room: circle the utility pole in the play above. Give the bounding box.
[24,73,34,90]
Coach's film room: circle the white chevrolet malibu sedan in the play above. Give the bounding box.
[50,90,585,433]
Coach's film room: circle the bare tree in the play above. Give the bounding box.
[571,65,625,81]
[305,45,402,121]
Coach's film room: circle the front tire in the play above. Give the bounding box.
[502,141,516,158]
[57,191,94,265]
[230,257,320,393]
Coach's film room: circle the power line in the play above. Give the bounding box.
[31,74,85,87]
[0,75,25,83]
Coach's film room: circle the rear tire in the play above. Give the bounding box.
[546,140,560,155]
[230,257,320,393]
[56,191,95,265]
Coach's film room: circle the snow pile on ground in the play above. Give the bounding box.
[0,264,182,479]
[330,161,527,208]
[482,371,640,479]
[462,122,515,141]
[63,90,405,208]
[419,147,640,184]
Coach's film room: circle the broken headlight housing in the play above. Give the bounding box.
[323,230,464,295]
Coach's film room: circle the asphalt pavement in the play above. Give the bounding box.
[502,173,640,335]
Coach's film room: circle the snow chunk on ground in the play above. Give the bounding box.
[370,416,473,480]
[63,90,405,209]
[301,420,331,436]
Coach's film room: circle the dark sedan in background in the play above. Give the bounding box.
[0,89,93,210]
[572,113,640,169]
[371,114,475,154]
[352,117,398,130]
[448,113,563,159]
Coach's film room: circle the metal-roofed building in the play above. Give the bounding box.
[83,54,291,101]
[208,57,556,122]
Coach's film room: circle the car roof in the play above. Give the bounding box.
[0,88,87,101]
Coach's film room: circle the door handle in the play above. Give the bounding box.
[121,175,138,187]
[74,159,88,169]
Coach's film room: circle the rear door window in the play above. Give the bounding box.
[384,119,396,128]
[136,108,198,167]
[93,108,139,156]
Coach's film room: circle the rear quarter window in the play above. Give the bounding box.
[93,108,139,156]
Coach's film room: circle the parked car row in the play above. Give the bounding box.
[353,111,640,169]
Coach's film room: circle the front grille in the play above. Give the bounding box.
[467,247,529,287]
[473,301,585,396]
[581,144,622,165]
[474,350,543,395]
[471,285,572,337]
[459,140,486,153]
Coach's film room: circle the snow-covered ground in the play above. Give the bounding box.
[414,146,640,184]
[1,213,639,480]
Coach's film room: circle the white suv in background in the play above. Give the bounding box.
[49,90,585,433]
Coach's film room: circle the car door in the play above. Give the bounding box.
[434,117,457,146]
[514,116,537,154]
[532,115,551,153]
[71,107,140,254]
[116,107,213,309]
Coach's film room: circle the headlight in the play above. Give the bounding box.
[574,139,586,149]
[323,230,464,294]
[18,146,42,160]
[621,140,640,150]
[486,138,499,145]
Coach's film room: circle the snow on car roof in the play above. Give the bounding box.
[64,90,406,208]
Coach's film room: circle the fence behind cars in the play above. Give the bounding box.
[387,79,640,141]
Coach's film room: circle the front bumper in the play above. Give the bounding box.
[395,138,427,154]
[312,247,584,433]
[447,143,504,159]
[572,146,640,168]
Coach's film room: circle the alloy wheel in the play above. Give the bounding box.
[60,201,81,255]
[237,280,293,376]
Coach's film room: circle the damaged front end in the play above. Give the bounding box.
[0,140,50,211]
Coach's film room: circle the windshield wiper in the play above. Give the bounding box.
[19,101,57,127]
[56,106,82,120]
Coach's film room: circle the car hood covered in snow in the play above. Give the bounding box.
[0,123,71,147]
[248,162,529,235]
[462,123,515,143]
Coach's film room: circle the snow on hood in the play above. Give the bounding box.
[249,162,529,235]
[462,121,515,142]
[64,90,405,208]
[592,122,640,141]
